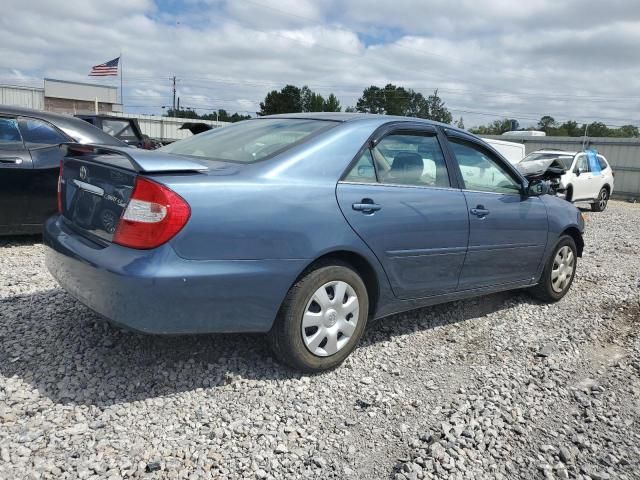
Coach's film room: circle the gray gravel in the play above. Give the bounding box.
[1,200,639,480]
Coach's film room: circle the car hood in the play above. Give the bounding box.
[517,159,566,177]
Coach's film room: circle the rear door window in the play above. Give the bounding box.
[344,150,377,183]
[373,133,451,188]
[19,118,68,147]
[0,117,24,149]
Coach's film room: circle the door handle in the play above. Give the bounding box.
[0,157,23,164]
[352,199,381,213]
[470,206,490,218]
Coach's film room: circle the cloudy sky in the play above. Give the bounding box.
[2,0,640,127]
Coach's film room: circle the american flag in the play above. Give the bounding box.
[88,57,120,76]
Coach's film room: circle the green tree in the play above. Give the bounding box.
[615,125,639,137]
[164,107,250,123]
[471,116,640,137]
[212,109,251,122]
[559,120,580,136]
[165,108,200,119]
[260,85,342,115]
[425,89,452,124]
[229,112,252,122]
[455,117,465,129]
[323,93,341,112]
[259,85,302,115]
[537,116,557,133]
[469,118,516,135]
[301,86,325,112]
[355,84,451,122]
[356,85,387,114]
[584,122,609,137]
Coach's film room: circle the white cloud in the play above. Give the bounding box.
[1,0,640,127]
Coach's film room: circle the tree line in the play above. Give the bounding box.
[166,86,639,138]
[259,85,342,114]
[470,115,639,138]
[164,108,252,123]
[256,83,461,126]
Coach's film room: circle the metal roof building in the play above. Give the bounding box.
[0,79,121,115]
[0,84,44,110]
[0,80,228,142]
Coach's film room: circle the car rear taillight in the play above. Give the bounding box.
[113,177,190,249]
[57,160,63,213]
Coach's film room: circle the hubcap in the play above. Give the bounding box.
[301,281,359,357]
[551,246,575,293]
[599,190,608,210]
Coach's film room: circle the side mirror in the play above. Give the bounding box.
[575,167,584,176]
[526,179,549,197]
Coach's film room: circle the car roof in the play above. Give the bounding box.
[0,105,83,125]
[259,112,464,132]
[0,105,127,146]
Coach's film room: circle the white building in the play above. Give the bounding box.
[0,78,122,115]
[0,79,229,142]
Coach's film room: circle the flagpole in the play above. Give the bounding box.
[120,51,124,111]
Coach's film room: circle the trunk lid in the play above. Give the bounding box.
[59,145,208,243]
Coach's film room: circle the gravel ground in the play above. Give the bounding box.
[0,200,639,480]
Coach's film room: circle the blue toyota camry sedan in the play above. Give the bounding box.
[45,113,584,371]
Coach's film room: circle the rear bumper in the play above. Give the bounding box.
[44,216,306,334]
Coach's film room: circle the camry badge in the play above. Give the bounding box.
[79,166,88,180]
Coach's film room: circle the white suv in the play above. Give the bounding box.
[517,150,615,212]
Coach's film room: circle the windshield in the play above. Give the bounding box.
[522,152,573,169]
[160,118,337,163]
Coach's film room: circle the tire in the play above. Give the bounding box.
[565,185,573,203]
[529,235,577,303]
[591,187,609,212]
[268,261,369,372]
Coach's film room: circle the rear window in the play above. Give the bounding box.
[597,156,609,170]
[20,117,68,146]
[0,117,23,148]
[160,119,337,163]
[101,119,137,139]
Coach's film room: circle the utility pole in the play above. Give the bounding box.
[172,76,176,111]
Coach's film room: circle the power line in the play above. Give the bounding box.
[119,74,640,106]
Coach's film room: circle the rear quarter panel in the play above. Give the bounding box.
[163,119,384,262]
[156,119,396,318]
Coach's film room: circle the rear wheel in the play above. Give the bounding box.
[591,188,609,212]
[529,235,577,302]
[268,262,369,372]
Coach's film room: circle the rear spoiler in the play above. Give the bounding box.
[62,143,209,173]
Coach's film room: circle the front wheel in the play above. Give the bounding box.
[591,188,609,212]
[268,262,369,372]
[529,235,577,302]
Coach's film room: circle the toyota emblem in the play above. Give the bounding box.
[79,166,88,180]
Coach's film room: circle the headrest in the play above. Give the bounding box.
[417,143,437,156]
[392,152,423,171]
